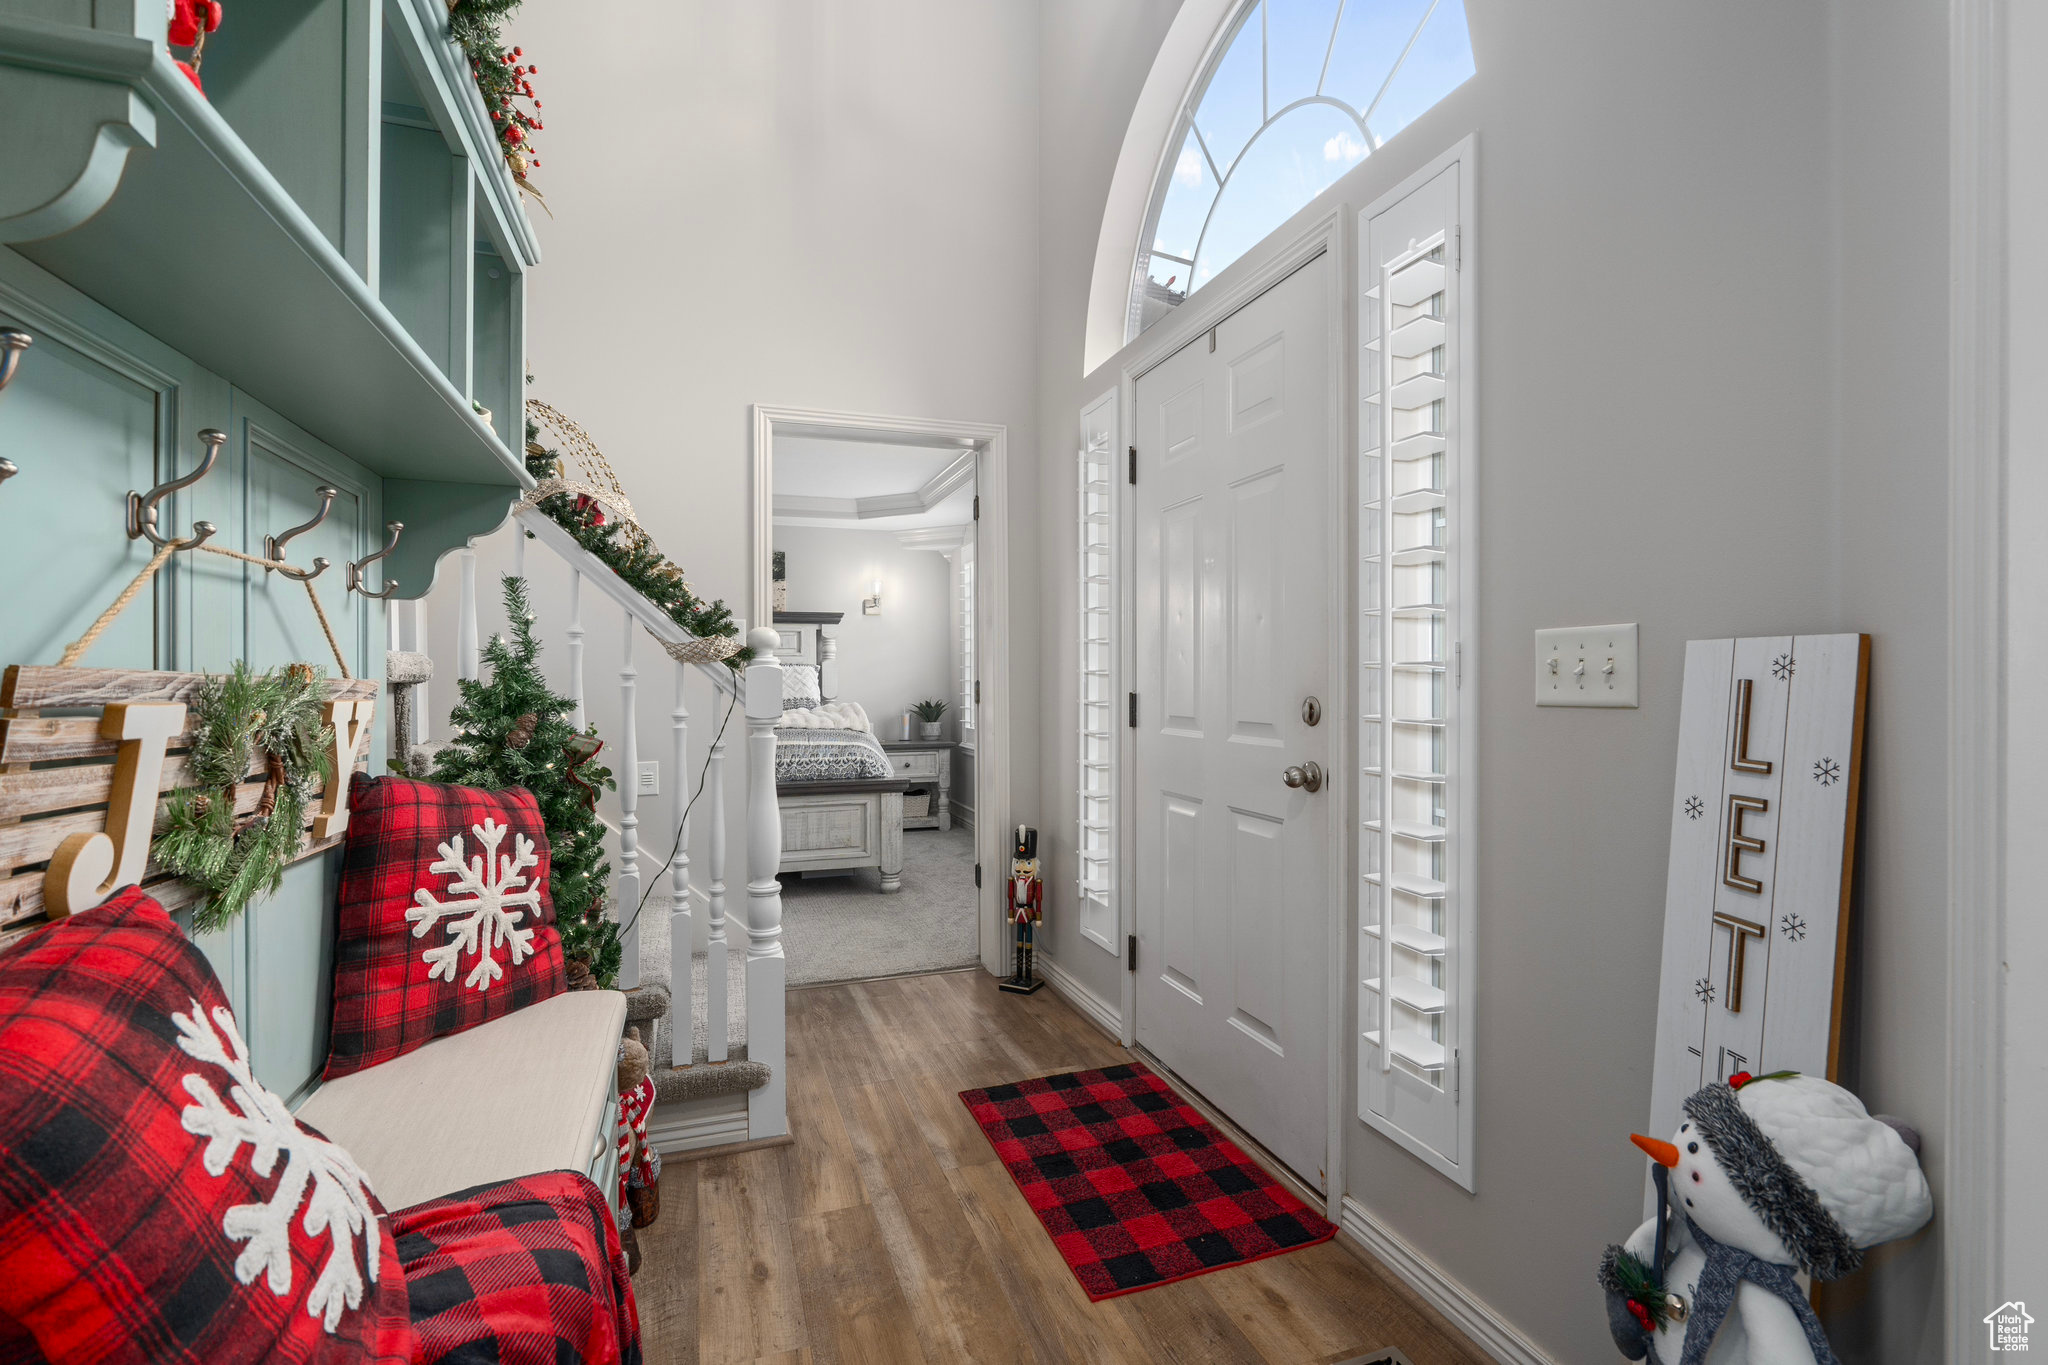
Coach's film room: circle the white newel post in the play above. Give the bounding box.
[743,629,786,1137]
[705,718,729,1064]
[567,571,586,732]
[616,618,641,991]
[669,658,692,1054]
[458,546,479,682]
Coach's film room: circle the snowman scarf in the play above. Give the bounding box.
[1677,1217,1838,1365]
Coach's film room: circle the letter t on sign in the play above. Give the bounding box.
[312,699,375,840]
[1710,911,1767,1012]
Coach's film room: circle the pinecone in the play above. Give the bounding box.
[565,958,597,992]
[506,712,538,749]
[286,662,316,687]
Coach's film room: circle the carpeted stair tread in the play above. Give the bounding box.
[622,983,669,1023]
[647,958,766,1103]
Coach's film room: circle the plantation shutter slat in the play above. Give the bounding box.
[1359,156,1474,1188]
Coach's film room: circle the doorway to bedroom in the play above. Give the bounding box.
[754,407,1006,987]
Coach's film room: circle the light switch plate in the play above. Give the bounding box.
[637,761,659,795]
[1535,623,1639,707]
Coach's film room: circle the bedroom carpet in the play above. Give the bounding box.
[668,826,979,1076]
[779,825,980,985]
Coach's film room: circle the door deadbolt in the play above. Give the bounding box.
[1282,762,1324,793]
[1302,696,1322,726]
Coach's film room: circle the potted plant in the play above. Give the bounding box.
[912,699,948,740]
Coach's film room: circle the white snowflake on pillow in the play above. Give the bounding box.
[406,816,542,990]
[175,999,381,1333]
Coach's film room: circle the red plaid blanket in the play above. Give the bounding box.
[390,1171,640,1365]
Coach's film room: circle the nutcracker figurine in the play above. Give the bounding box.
[1001,824,1045,994]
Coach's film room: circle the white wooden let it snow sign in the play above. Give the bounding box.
[1643,634,1869,1213]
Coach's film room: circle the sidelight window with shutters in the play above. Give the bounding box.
[1358,144,1475,1187]
[1076,390,1122,955]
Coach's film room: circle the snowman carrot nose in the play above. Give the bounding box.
[1631,1134,1681,1168]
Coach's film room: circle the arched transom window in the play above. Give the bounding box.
[1130,0,1475,339]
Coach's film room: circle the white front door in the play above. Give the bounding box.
[1132,253,1334,1187]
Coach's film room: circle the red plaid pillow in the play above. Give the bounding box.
[326,777,567,1080]
[0,887,413,1363]
[390,1171,641,1365]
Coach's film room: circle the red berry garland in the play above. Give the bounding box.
[449,1,546,199]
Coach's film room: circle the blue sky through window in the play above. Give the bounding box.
[1135,0,1474,336]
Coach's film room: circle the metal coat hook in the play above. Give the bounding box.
[0,328,29,396]
[127,428,224,550]
[346,521,404,598]
[265,485,337,581]
[1,329,33,491]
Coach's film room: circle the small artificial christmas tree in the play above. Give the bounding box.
[431,574,623,985]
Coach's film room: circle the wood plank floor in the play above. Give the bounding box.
[635,969,1489,1365]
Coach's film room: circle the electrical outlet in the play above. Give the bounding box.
[1534,623,1639,708]
[637,761,659,795]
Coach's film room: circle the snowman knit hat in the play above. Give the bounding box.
[1681,1073,1931,1282]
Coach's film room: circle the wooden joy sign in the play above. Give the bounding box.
[0,667,375,936]
[1642,634,1868,1212]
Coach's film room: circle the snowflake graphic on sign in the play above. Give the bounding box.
[406,817,541,990]
[175,999,381,1332]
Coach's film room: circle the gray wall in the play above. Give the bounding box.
[1034,1,1950,1360]
[772,523,956,729]
[495,0,1043,883]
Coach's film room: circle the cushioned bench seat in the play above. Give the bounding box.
[297,988,628,1211]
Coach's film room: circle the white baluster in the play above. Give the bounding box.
[458,547,479,682]
[743,629,786,1137]
[512,518,526,580]
[385,600,399,653]
[410,600,429,745]
[567,570,586,732]
[670,658,692,1063]
[616,618,641,991]
[705,717,729,1065]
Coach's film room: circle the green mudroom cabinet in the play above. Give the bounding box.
[0,0,539,1103]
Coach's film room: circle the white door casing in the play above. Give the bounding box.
[1131,250,1335,1188]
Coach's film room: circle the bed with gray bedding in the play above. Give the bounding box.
[773,725,894,783]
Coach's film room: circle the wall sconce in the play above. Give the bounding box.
[862,577,883,616]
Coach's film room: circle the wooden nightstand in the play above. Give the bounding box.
[881,741,954,831]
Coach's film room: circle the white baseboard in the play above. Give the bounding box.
[1038,952,1123,1039]
[645,1090,751,1156]
[1339,1198,1559,1365]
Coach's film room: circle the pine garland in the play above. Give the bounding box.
[524,422,750,663]
[431,574,623,985]
[153,662,335,933]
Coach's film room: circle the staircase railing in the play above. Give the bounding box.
[406,506,786,1141]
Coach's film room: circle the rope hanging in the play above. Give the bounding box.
[58,542,353,677]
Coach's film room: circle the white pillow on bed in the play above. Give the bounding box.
[778,700,872,731]
[782,662,822,709]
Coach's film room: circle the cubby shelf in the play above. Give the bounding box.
[4,32,527,488]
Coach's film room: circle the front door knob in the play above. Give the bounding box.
[1282,761,1324,793]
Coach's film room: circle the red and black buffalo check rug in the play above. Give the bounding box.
[960,1060,1336,1299]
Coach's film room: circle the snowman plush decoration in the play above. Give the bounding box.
[1599,1071,1931,1364]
